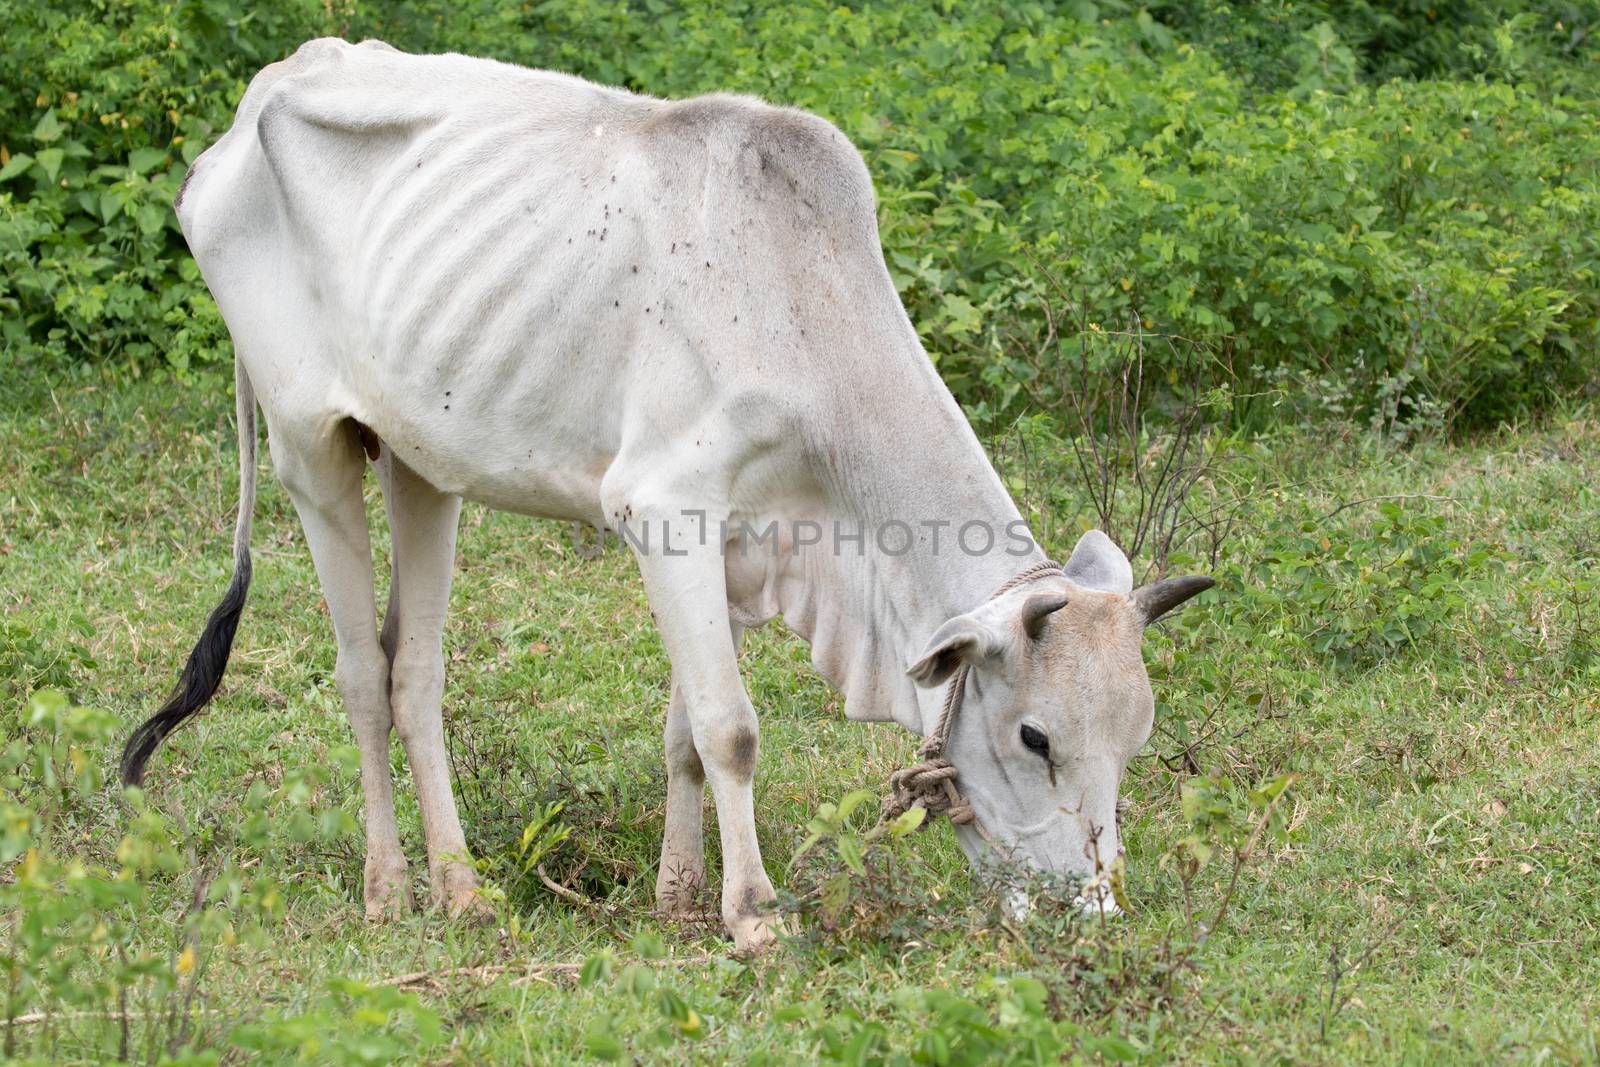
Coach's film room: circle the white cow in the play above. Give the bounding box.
[122,39,1214,953]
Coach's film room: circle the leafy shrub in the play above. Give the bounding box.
[1206,499,1506,668]
[3,0,1597,431]
[1148,0,1600,86]
[0,690,406,1063]
[760,772,1296,1063]
[229,978,443,1065]
[0,611,96,696]
[793,978,1085,1067]
[575,931,714,1060]
[0,0,334,372]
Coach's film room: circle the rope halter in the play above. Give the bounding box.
[880,559,1066,842]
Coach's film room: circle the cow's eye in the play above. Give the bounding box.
[1020,724,1050,756]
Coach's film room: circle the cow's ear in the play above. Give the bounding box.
[1132,576,1216,626]
[907,615,1000,687]
[1064,530,1133,594]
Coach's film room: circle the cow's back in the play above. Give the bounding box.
[179,39,935,525]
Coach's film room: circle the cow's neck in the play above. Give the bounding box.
[777,363,1045,736]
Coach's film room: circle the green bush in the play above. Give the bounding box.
[1221,500,1507,666]
[0,0,334,371]
[1001,74,1600,429]
[2,0,1597,432]
[0,690,429,1062]
[1147,0,1599,86]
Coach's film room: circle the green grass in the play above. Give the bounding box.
[1,369,1597,1064]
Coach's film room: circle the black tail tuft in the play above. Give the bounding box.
[120,549,252,788]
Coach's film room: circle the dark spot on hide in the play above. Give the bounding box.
[174,165,197,212]
[728,727,757,779]
[737,884,770,919]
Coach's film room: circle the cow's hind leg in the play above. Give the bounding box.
[656,683,707,917]
[375,451,486,918]
[655,620,743,920]
[271,420,410,919]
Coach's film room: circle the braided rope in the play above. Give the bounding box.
[880,559,1065,841]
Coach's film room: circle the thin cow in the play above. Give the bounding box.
[122,39,1214,953]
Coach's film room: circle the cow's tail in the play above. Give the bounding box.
[120,360,258,788]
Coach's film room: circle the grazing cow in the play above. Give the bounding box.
[122,39,1214,953]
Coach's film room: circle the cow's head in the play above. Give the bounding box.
[906,530,1213,910]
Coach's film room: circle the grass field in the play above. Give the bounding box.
[1,371,1597,1064]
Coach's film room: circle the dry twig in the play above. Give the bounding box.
[5,1008,221,1027]
[378,953,717,992]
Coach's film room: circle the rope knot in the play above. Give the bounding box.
[881,755,968,827]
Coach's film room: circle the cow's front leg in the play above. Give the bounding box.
[622,499,781,954]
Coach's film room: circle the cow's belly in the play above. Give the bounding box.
[344,324,628,523]
[373,409,614,523]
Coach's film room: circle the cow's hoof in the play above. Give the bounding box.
[449,889,496,926]
[654,870,709,921]
[435,862,494,925]
[658,904,716,929]
[728,913,788,957]
[363,861,414,921]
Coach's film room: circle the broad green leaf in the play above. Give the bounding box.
[579,952,613,988]
[32,109,62,143]
[1083,1033,1140,1062]
[35,148,64,182]
[630,930,665,961]
[128,147,167,174]
[0,153,33,182]
[837,833,865,876]
[834,788,875,823]
[138,203,167,235]
[888,806,926,837]
[941,293,981,336]
[584,1027,624,1061]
